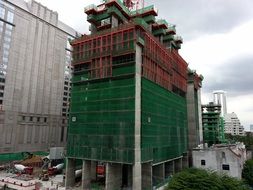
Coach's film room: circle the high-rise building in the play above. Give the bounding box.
[213,90,227,117]
[0,0,77,154]
[224,112,245,136]
[65,1,195,189]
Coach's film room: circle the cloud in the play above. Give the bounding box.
[148,0,253,40]
[203,55,253,96]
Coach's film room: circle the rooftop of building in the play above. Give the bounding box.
[4,0,78,37]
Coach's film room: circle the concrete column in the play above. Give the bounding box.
[91,161,97,181]
[186,83,198,150]
[198,89,203,143]
[82,160,91,190]
[153,163,165,185]
[175,158,183,173]
[142,162,152,190]
[165,161,175,178]
[133,44,142,190]
[65,158,75,188]
[105,163,122,190]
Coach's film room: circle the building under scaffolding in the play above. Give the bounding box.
[202,102,226,146]
[65,0,197,189]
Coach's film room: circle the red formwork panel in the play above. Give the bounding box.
[71,25,137,80]
[71,23,187,93]
[141,30,187,93]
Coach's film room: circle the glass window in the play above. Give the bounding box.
[2,57,8,63]
[3,43,10,49]
[4,36,11,42]
[222,164,230,171]
[0,7,5,19]
[7,11,14,23]
[5,30,11,36]
[201,160,206,166]
[6,24,12,30]
[3,50,9,57]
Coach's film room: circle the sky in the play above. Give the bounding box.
[35,0,253,129]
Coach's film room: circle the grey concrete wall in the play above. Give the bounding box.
[105,163,122,190]
[186,83,198,150]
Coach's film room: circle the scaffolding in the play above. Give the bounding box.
[67,0,188,165]
[202,103,226,146]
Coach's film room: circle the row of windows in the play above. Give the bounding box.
[201,160,230,171]
[21,116,47,123]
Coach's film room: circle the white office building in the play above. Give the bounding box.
[224,112,245,136]
[0,0,78,153]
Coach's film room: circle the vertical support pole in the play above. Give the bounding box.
[90,161,97,181]
[133,44,142,190]
[105,163,122,190]
[65,158,75,188]
[82,160,91,190]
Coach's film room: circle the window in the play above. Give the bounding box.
[22,116,25,121]
[6,24,12,30]
[201,160,206,166]
[37,117,40,122]
[44,118,47,122]
[7,11,14,23]
[30,116,33,122]
[0,7,5,19]
[222,164,230,171]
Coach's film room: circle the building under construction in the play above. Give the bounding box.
[202,102,226,146]
[66,0,198,189]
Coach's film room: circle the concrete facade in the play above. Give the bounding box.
[0,0,77,153]
[192,143,247,179]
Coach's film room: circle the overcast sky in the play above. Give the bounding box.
[36,0,253,129]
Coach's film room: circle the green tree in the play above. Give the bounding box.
[167,168,250,190]
[242,159,253,186]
